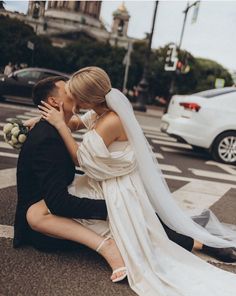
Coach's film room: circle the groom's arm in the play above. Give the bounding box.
[32,136,108,220]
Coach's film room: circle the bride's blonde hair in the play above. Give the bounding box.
[66,66,111,105]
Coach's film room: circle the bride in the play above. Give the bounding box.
[31,67,236,295]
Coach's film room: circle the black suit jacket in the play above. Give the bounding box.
[14,120,107,248]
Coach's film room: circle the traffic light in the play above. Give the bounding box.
[164,44,178,71]
[176,60,190,74]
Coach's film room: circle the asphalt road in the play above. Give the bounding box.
[0,101,236,296]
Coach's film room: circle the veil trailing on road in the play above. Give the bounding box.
[105,88,236,248]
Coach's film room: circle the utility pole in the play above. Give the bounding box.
[122,41,133,93]
[179,1,200,49]
[134,1,159,112]
[167,1,200,108]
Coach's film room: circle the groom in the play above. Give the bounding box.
[14,76,236,262]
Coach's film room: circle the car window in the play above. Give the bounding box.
[16,70,41,80]
[192,88,236,98]
[40,72,62,79]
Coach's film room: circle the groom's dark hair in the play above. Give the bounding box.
[32,76,68,106]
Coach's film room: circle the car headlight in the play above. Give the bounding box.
[0,77,5,82]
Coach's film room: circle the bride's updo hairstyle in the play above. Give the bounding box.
[66,66,111,106]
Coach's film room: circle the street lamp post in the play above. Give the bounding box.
[134,1,159,112]
[167,1,200,105]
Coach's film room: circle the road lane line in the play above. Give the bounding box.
[206,161,236,175]
[189,168,236,182]
[162,173,236,188]
[159,164,182,173]
[153,152,164,159]
[0,142,13,149]
[152,139,192,149]
[0,168,16,188]
[0,152,18,158]
[145,133,176,142]
[0,224,14,239]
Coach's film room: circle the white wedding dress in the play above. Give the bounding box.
[69,110,236,296]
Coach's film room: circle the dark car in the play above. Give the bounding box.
[0,67,70,104]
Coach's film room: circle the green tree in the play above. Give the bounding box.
[193,58,233,91]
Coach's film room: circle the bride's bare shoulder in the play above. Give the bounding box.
[95,111,127,146]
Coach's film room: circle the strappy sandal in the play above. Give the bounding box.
[96,236,127,283]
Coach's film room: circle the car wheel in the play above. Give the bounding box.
[212,131,236,164]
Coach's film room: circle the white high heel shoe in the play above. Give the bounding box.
[96,236,127,283]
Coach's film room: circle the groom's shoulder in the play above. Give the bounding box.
[30,120,60,142]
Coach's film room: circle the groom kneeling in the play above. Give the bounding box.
[14,76,236,263]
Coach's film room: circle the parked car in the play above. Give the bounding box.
[0,67,70,104]
[161,87,236,164]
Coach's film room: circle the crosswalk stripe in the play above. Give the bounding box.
[163,173,236,188]
[152,139,192,149]
[160,164,182,173]
[0,142,13,149]
[0,102,35,112]
[145,133,176,142]
[141,125,160,132]
[0,224,14,239]
[206,161,236,176]
[0,168,17,188]
[153,152,164,159]
[189,168,236,182]
[15,115,32,120]
[0,152,18,158]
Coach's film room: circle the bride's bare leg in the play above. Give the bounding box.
[192,240,203,250]
[27,200,126,281]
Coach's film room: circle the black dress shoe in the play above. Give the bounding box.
[202,245,236,263]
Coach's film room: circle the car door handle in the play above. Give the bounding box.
[28,81,36,85]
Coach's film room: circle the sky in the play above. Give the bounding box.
[4,0,236,71]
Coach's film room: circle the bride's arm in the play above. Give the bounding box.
[38,102,79,166]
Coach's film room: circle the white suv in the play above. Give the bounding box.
[161,87,236,164]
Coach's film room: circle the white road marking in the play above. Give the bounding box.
[0,224,14,239]
[152,139,192,149]
[145,133,177,142]
[153,152,164,159]
[189,168,236,182]
[162,173,236,188]
[15,115,32,120]
[0,142,13,149]
[0,102,35,112]
[160,147,204,157]
[0,168,17,189]
[206,161,236,175]
[159,164,182,173]
[141,125,161,132]
[172,179,233,216]
[0,152,18,158]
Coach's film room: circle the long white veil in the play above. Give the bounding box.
[106,88,236,248]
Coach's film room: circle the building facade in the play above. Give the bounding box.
[0,1,133,49]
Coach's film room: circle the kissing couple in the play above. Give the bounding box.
[15,66,236,295]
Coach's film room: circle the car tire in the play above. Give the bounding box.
[211,131,236,164]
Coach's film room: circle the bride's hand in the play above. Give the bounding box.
[38,101,66,129]
[23,116,41,130]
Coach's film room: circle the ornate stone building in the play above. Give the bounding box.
[0,1,133,48]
